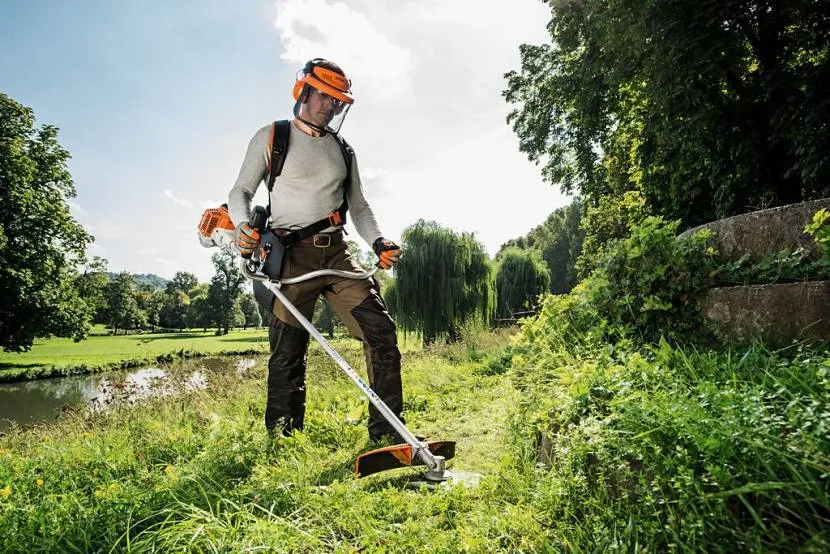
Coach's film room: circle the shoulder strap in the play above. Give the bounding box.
[267,120,291,193]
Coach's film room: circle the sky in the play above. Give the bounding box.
[1,0,569,282]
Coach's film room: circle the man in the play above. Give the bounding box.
[227,58,405,443]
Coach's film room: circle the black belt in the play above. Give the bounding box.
[275,229,343,248]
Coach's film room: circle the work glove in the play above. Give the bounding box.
[373,237,401,270]
[234,222,261,259]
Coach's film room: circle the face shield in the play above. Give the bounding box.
[292,65,354,134]
[294,86,352,134]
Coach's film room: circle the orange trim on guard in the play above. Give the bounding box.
[300,73,354,104]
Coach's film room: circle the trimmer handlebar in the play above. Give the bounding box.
[242,262,378,286]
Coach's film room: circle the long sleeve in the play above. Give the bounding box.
[228,124,271,227]
[345,153,384,246]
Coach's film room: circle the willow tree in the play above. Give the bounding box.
[494,248,551,321]
[391,220,494,344]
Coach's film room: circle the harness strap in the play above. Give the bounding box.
[265,120,353,247]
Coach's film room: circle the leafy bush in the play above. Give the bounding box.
[529,216,719,348]
[577,190,650,276]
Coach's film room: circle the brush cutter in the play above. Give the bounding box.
[198,205,478,485]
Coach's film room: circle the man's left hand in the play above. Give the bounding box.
[373,238,401,270]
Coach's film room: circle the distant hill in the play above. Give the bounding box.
[107,272,168,290]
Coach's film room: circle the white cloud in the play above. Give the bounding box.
[164,189,193,207]
[271,0,562,256]
[274,0,415,103]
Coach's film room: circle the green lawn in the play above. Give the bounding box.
[0,328,426,382]
[0,328,271,381]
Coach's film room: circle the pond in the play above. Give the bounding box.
[0,357,258,433]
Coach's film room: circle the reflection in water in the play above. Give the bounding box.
[0,358,255,432]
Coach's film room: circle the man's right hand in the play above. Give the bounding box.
[234,223,261,258]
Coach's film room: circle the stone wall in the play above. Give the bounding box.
[700,281,830,344]
[681,199,830,345]
[680,198,830,262]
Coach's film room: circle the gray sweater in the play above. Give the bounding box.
[228,121,383,245]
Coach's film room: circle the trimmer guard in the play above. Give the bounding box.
[355,440,456,478]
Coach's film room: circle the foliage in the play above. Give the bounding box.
[391,220,494,344]
[498,197,583,294]
[74,256,110,324]
[577,190,650,276]
[159,290,190,331]
[493,248,550,320]
[103,273,143,335]
[237,292,262,329]
[522,217,720,347]
[0,93,93,351]
[504,0,830,228]
[805,208,830,268]
[716,247,830,285]
[208,249,246,335]
[313,297,341,338]
[134,284,164,331]
[509,323,830,551]
[165,271,198,297]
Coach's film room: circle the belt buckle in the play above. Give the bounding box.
[312,234,331,248]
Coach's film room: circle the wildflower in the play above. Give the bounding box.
[1,486,10,498]
[36,479,44,487]
[164,465,173,476]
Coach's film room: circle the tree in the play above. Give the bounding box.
[75,256,110,323]
[494,248,551,321]
[208,248,246,334]
[391,220,494,344]
[134,284,164,332]
[185,284,212,332]
[498,198,584,293]
[104,272,143,335]
[165,271,198,297]
[159,290,190,331]
[504,0,830,228]
[0,93,93,351]
[313,297,340,338]
[238,292,262,329]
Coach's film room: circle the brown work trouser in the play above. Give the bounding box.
[265,235,403,440]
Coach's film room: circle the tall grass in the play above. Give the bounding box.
[2,321,827,552]
[510,318,830,552]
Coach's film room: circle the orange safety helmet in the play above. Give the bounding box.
[292,58,354,106]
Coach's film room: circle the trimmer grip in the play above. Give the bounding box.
[250,206,269,232]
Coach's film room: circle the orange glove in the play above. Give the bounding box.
[373,237,401,270]
[234,222,261,259]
